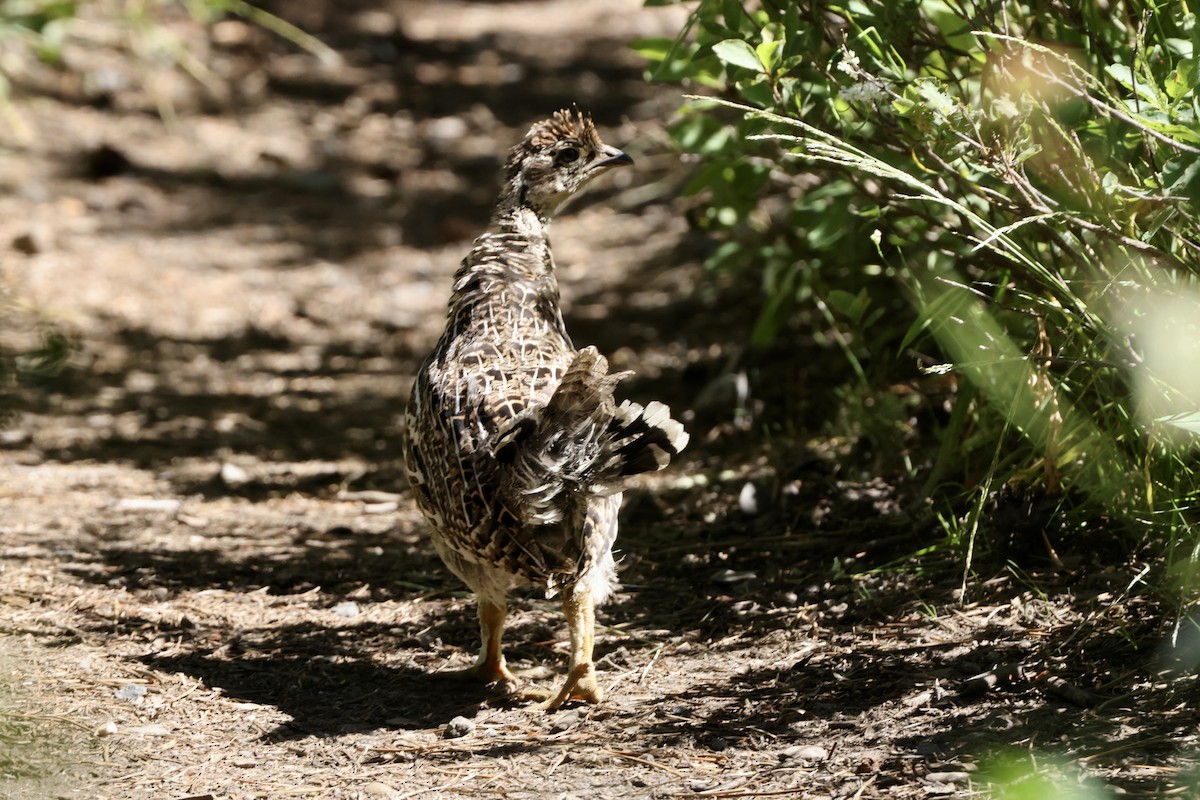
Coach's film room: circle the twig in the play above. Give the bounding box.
[602,749,691,778]
[957,663,1023,697]
[639,644,665,684]
[670,787,810,799]
[852,774,878,799]
[1080,735,1174,763]
[1037,672,1095,707]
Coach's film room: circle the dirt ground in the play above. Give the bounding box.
[2,2,1199,798]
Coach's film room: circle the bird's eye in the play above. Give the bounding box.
[556,147,580,165]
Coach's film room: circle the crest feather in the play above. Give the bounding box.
[506,108,603,175]
[527,108,602,150]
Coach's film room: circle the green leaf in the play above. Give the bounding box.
[668,114,733,156]
[756,39,782,73]
[827,289,870,325]
[1162,157,1200,204]
[736,77,775,108]
[1121,111,1200,144]
[1166,59,1198,101]
[722,0,743,31]
[1106,63,1163,108]
[712,39,766,73]
[900,286,963,353]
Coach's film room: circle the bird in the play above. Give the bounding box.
[402,109,688,710]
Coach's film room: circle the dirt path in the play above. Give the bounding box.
[1,2,1198,798]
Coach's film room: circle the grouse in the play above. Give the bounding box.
[402,109,688,709]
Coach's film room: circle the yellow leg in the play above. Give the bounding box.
[442,598,518,685]
[537,589,603,710]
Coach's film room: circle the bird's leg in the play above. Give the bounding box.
[443,598,518,686]
[537,588,602,710]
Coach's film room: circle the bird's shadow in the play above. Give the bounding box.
[137,621,498,740]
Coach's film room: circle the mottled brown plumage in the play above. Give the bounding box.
[402,110,688,708]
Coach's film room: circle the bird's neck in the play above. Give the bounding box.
[491,204,552,241]
[444,204,564,327]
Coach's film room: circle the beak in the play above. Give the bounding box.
[595,145,633,169]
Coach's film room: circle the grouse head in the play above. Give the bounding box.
[500,108,632,220]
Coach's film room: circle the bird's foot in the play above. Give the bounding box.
[439,658,519,689]
[532,663,603,711]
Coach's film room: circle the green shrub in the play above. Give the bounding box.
[637,1,1200,585]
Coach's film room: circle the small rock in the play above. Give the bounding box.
[360,781,397,798]
[738,481,759,515]
[443,715,475,739]
[781,744,829,762]
[96,721,118,737]
[926,771,971,784]
[550,709,581,733]
[712,568,757,584]
[115,498,181,513]
[220,462,251,487]
[12,229,50,255]
[114,684,148,703]
[823,601,849,617]
[426,116,468,146]
[0,429,29,445]
[333,601,360,618]
[211,19,253,45]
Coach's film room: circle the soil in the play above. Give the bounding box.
[1,2,1198,799]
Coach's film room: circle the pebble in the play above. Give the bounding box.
[738,481,759,515]
[712,568,757,584]
[220,462,252,486]
[781,744,829,762]
[12,229,47,254]
[926,771,971,784]
[549,709,581,733]
[443,715,475,739]
[115,498,181,513]
[114,683,148,702]
[333,601,360,618]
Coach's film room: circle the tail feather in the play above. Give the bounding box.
[605,399,689,477]
[493,346,687,526]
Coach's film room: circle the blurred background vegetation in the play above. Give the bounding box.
[635,0,1200,608]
